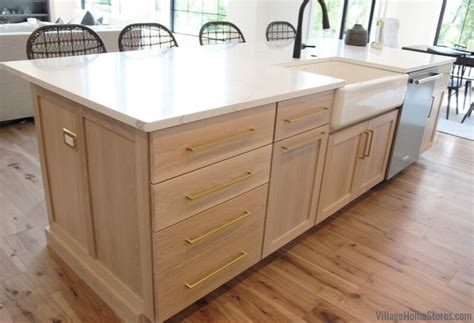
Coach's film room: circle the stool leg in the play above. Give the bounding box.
[455,89,459,115]
[464,81,469,109]
[461,103,473,123]
[446,89,452,119]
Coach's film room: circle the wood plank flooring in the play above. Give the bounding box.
[0,119,473,322]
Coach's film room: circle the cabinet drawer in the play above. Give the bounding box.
[154,185,268,273]
[156,221,263,320]
[150,104,275,183]
[152,145,271,231]
[275,91,333,141]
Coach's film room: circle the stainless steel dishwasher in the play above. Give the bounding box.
[386,68,443,179]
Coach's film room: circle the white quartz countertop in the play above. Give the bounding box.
[1,39,454,132]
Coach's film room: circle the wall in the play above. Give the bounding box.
[49,0,80,22]
[374,0,443,47]
[227,0,309,43]
[48,0,443,48]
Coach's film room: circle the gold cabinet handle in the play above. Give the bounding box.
[185,251,248,289]
[283,107,329,123]
[186,128,256,152]
[185,171,254,201]
[62,128,77,149]
[281,133,326,153]
[358,131,369,159]
[364,130,374,157]
[185,210,251,244]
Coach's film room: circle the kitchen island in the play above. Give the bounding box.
[1,40,454,322]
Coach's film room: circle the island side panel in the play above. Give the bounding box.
[31,86,155,322]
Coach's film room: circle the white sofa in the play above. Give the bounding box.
[0,25,122,122]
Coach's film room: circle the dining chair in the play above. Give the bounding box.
[445,56,468,119]
[118,23,178,52]
[26,24,107,59]
[461,102,473,123]
[427,47,468,120]
[266,21,296,41]
[199,21,245,46]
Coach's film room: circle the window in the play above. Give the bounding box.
[311,0,344,38]
[310,0,376,40]
[343,0,374,37]
[172,0,228,35]
[435,0,473,47]
[82,0,113,13]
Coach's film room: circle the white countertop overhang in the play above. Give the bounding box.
[1,39,455,132]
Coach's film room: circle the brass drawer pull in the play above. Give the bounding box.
[283,107,329,123]
[185,171,254,201]
[358,131,370,159]
[281,133,326,153]
[185,210,251,244]
[364,130,374,157]
[62,128,77,149]
[185,251,248,289]
[186,128,256,152]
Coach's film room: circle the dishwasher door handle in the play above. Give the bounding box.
[410,73,443,85]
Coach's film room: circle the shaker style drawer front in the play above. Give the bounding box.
[155,222,264,321]
[150,104,275,183]
[154,185,268,273]
[275,91,333,141]
[152,145,272,231]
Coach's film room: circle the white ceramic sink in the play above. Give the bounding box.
[287,59,408,130]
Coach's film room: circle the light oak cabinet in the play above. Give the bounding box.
[263,125,328,256]
[34,84,406,323]
[317,110,398,224]
[420,63,451,153]
[420,89,445,153]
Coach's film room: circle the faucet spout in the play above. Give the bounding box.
[293,0,330,59]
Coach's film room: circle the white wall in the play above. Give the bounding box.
[49,0,80,22]
[48,0,443,48]
[227,0,309,43]
[374,0,442,47]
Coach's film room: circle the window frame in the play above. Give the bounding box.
[338,0,377,40]
[169,0,228,35]
[433,0,472,47]
[81,0,113,13]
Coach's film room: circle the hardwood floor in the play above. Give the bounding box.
[0,120,473,322]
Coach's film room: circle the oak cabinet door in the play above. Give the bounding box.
[354,109,399,196]
[35,95,92,252]
[420,90,444,153]
[263,126,328,257]
[316,121,367,224]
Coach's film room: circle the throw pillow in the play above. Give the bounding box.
[81,11,95,26]
[56,17,65,24]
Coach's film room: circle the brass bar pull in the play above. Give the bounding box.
[186,128,256,152]
[281,133,326,153]
[185,251,248,289]
[284,107,329,123]
[185,171,254,201]
[358,131,369,159]
[364,130,374,157]
[185,210,251,244]
[62,128,77,149]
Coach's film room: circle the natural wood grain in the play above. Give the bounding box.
[263,126,328,256]
[317,110,398,223]
[154,185,268,273]
[152,145,272,231]
[150,104,275,184]
[275,91,333,141]
[0,120,472,322]
[28,86,156,322]
[156,222,264,320]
